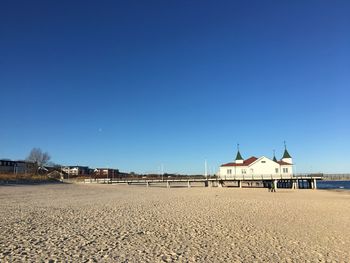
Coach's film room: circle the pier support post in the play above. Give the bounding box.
[146,181,149,188]
[274,180,278,190]
[292,180,298,189]
[238,181,242,188]
[167,181,170,188]
[313,179,317,189]
[187,180,191,188]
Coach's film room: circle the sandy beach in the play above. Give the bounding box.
[0,184,349,262]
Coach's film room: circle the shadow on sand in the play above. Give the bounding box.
[0,179,65,187]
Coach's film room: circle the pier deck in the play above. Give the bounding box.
[84,175,323,189]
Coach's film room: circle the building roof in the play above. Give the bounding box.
[221,156,258,167]
[276,160,292,165]
[95,168,119,170]
[221,156,293,167]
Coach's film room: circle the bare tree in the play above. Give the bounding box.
[27,148,51,174]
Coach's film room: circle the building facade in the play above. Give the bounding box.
[61,166,90,177]
[0,159,15,173]
[94,168,119,178]
[219,147,293,179]
[0,159,35,174]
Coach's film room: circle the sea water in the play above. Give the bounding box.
[317,180,350,190]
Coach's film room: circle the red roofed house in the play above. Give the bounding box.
[219,146,293,179]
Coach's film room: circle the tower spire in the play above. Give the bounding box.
[282,141,292,159]
[235,143,243,163]
[273,149,277,162]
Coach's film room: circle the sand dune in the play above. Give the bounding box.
[0,184,349,262]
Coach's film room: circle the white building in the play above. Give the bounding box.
[61,166,89,177]
[219,147,293,179]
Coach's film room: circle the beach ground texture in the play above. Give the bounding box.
[0,184,349,262]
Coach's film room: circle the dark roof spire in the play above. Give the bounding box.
[282,141,292,158]
[273,149,277,162]
[235,143,243,160]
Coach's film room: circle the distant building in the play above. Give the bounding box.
[94,168,119,178]
[61,166,90,177]
[15,160,35,174]
[1,159,124,178]
[219,146,293,179]
[0,159,35,174]
[0,159,15,173]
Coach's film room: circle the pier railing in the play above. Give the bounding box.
[321,174,350,181]
[84,174,323,184]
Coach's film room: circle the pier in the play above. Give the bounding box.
[84,175,322,189]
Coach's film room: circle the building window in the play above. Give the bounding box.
[283,168,288,173]
[275,168,279,173]
[261,161,266,163]
[227,169,232,175]
[242,169,246,174]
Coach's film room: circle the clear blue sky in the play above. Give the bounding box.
[1,1,349,174]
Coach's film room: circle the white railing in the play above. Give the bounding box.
[84,174,323,184]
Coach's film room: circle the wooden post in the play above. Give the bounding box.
[167,181,170,188]
[274,180,278,190]
[238,180,242,188]
[187,180,191,188]
[146,181,149,188]
[313,178,317,189]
